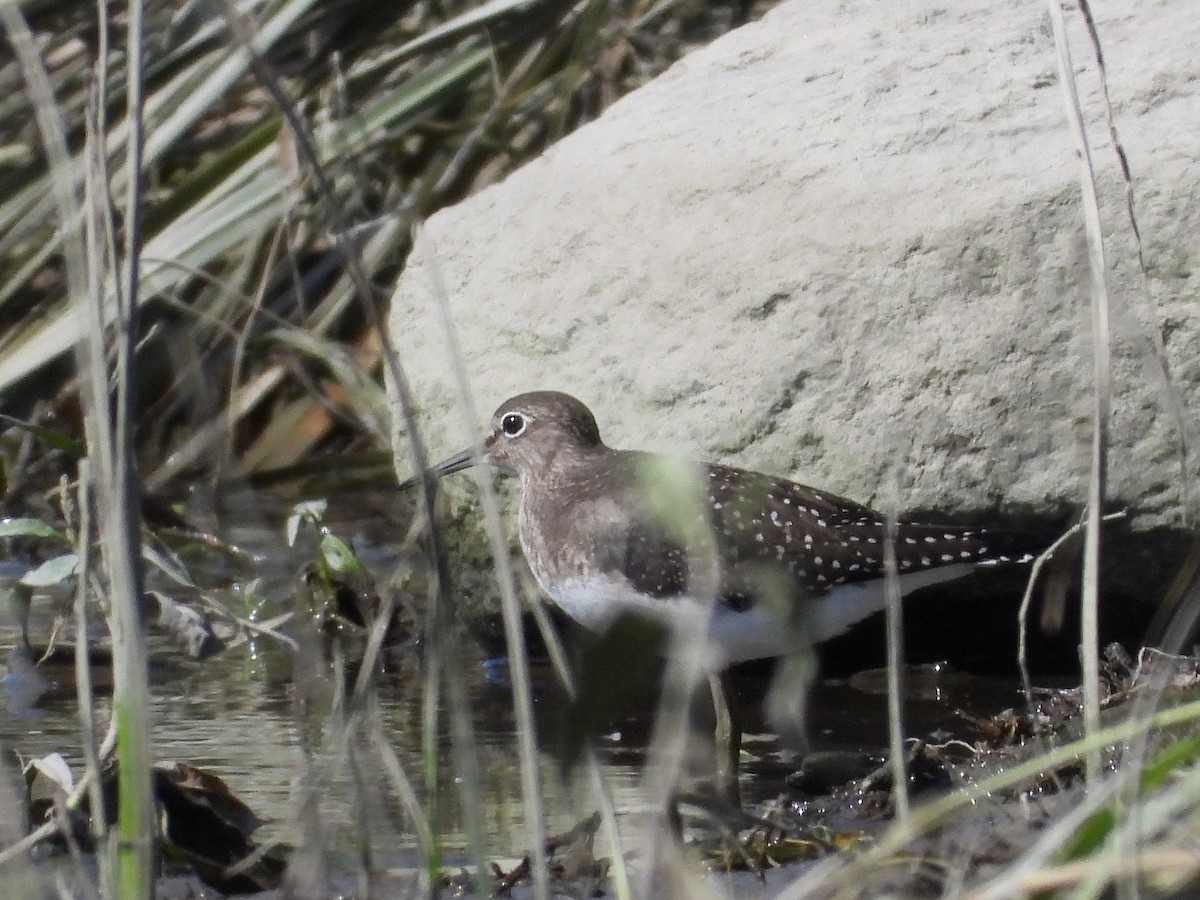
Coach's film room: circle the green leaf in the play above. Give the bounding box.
[0,517,66,541]
[1060,733,1200,861]
[1059,807,1115,861]
[19,553,80,587]
[0,415,83,457]
[1141,732,1200,792]
[319,531,366,576]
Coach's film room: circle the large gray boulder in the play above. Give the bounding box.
[387,0,1199,610]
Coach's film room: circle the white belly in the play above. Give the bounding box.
[539,564,977,668]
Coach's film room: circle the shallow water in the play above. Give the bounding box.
[0,489,1046,875]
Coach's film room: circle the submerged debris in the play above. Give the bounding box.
[491,812,608,897]
[22,756,288,895]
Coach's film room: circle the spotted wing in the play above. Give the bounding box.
[701,463,1045,594]
[701,464,885,596]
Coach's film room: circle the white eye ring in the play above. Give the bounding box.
[500,412,527,437]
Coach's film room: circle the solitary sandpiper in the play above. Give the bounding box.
[402,390,1045,669]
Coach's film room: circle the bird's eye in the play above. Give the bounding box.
[500,412,526,437]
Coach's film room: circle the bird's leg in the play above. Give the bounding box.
[709,671,743,809]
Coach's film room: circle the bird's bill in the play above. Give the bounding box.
[396,446,478,492]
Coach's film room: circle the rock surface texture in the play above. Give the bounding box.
[388,0,1199,605]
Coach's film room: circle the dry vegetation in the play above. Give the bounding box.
[0,0,762,495]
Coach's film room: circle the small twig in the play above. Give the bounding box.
[220,610,300,652]
[1018,511,1127,712]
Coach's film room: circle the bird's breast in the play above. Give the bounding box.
[517,490,627,578]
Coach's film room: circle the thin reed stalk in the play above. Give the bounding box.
[419,233,552,899]
[72,462,108,878]
[366,713,436,889]
[1045,0,1112,782]
[883,507,909,823]
[1,3,154,895]
[77,7,113,888]
[636,462,719,896]
[0,777,37,897]
[105,2,154,894]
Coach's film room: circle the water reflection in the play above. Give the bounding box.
[0,489,1041,875]
[0,612,650,870]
